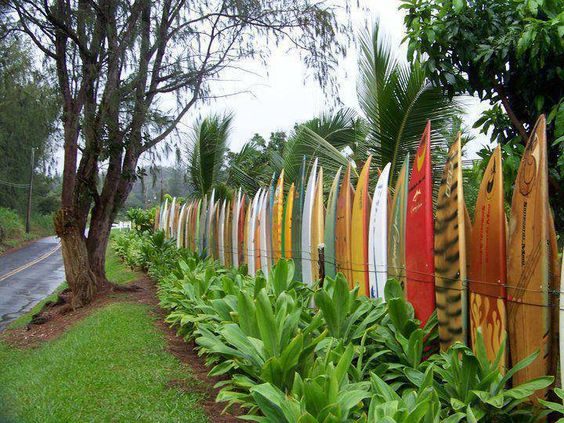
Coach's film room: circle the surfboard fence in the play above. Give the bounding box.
[151,116,561,394]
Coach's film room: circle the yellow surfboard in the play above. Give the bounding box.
[351,157,372,296]
[283,183,295,259]
[272,171,284,263]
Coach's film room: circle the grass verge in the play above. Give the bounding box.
[0,242,209,423]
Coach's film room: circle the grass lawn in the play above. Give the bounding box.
[0,243,209,423]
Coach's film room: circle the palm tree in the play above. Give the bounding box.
[282,21,462,188]
[185,113,232,198]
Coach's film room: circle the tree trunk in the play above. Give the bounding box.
[54,208,98,308]
[86,207,113,283]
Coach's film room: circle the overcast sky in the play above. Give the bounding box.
[178,0,492,161]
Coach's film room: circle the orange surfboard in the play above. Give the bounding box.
[351,157,372,296]
[272,171,284,263]
[283,183,295,259]
[469,146,507,369]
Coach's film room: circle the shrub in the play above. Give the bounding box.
[0,207,24,245]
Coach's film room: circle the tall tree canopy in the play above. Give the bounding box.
[401,0,563,226]
[11,0,352,306]
[0,37,59,215]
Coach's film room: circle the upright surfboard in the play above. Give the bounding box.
[254,191,263,273]
[369,162,390,299]
[388,154,410,287]
[283,183,295,259]
[507,115,552,394]
[302,159,318,286]
[247,189,262,276]
[560,255,564,388]
[198,196,207,255]
[176,203,187,249]
[336,164,355,286]
[469,146,507,368]
[168,197,176,239]
[239,194,247,266]
[311,167,324,282]
[243,198,251,268]
[272,171,285,263]
[218,200,226,265]
[351,156,372,296]
[435,134,469,351]
[224,200,232,268]
[406,123,435,325]
[260,190,270,278]
[232,190,241,268]
[292,157,307,281]
[324,167,342,279]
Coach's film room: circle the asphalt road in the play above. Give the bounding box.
[0,236,64,330]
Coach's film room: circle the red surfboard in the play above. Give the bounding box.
[405,121,435,325]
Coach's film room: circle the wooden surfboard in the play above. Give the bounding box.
[369,162,390,299]
[406,123,435,326]
[388,154,410,287]
[302,159,318,286]
[154,206,161,232]
[272,171,285,263]
[225,200,232,267]
[161,199,169,233]
[351,156,372,296]
[311,167,324,282]
[292,157,307,281]
[324,167,341,279]
[468,146,507,368]
[507,115,553,394]
[336,164,355,287]
[435,134,469,351]
[559,255,563,388]
[549,209,560,385]
[282,183,295,259]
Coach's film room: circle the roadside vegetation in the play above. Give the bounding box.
[0,207,54,253]
[113,226,563,421]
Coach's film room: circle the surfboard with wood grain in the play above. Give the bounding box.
[351,156,372,296]
[507,115,553,395]
[239,194,247,267]
[388,154,409,287]
[218,200,226,265]
[468,146,507,368]
[435,134,469,351]
[324,167,341,279]
[406,123,435,325]
[336,164,355,287]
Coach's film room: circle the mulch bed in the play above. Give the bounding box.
[0,274,240,422]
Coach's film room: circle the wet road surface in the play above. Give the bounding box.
[0,236,64,330]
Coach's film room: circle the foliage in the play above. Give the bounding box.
[113,229,558,421]
[0,207,24,245]
[401,0,564,228]
[126,208,155,233]
[0,37,60,216]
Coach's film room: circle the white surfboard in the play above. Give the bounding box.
[301,158,318,286]
[260,190,270,278]
[176,203,186,248]
[232,189,241,268]
[184,202,193,249]
[160,198,169,232]
[168,197,176,239]
[218,200,226,265]
[206,190,216,257]
[248,189,262,277]
[369,163,391,299]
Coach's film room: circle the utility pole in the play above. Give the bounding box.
[25,147,34,233]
